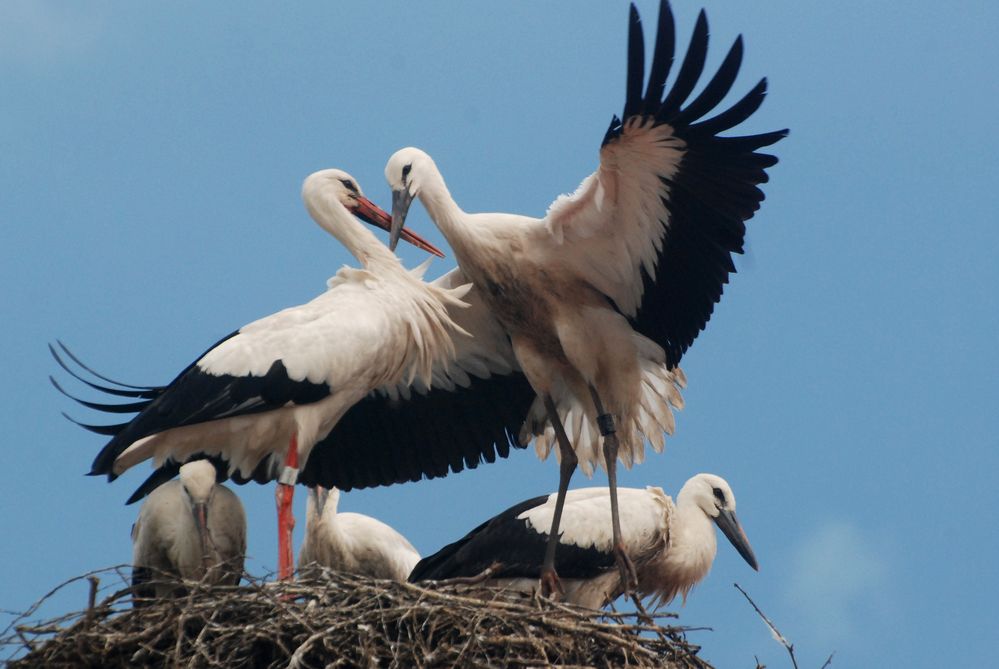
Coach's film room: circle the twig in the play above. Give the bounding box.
[1,565,131,639]
[426,561,504,587]
[734,582,798,669]
[84,576,99,622]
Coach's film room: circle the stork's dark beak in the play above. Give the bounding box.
[714,508,758,571]
[352,193,443,258]
[192,502,212,568]
[313,486,329,516]
[390,188,415,253]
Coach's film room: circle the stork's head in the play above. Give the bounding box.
[179,459,216,506]
[308,485,341,518]
[302,168,443,257]
[384,147,435,251]
[179,460,218,566]
[683,473,758,571]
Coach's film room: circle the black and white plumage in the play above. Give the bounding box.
[299,267,536,493]
[131,460,246,602]
[298,487,420,581]
[54,168,537,580]
[53,168,533,500]
[410,473,757,610]
[386,0,785,590]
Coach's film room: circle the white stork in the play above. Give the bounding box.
[298,486,420,581]
[131,459,246,603]
[410,473,757,610]
[53,169,535,581]
[386,0,785,593]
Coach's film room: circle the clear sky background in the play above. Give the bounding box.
[2,1,997,666]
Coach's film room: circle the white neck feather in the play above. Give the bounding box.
[673,494,718,561]
[638,489,718,607]
[662,492,718,601]
[304,185,400,271]
[414,163,468,249]
[321,488,341,522]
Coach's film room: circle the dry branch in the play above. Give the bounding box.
[734,582,834,669]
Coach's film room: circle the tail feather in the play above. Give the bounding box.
[51,341,160,394]
[520,358,685,476]
[50,376,153,414]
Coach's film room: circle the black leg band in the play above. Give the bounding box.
[597,413,616,436]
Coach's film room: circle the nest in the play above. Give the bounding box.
[3,567,713,668]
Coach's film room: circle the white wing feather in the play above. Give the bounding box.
[519,486,671,555]
[540,120,685,317]
[380,267,521,398]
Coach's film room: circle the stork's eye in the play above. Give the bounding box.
[402,164,412,180]
[339,178,358,194]
[712,487,726,504]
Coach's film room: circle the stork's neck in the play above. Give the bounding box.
[306,191,402,272]
[319,491,358,557]
[668,493,718,581]
[321,489,341,522]
[415,167,469,251]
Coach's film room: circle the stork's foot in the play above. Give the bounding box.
[539,566,564,601]
[614,543,638,596]
[629,591,656,627]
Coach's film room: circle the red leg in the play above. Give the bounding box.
[276,433,299,581]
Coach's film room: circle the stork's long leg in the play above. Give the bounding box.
[276,433,299,581]
[588,385,638,595]
[540,393,578,599]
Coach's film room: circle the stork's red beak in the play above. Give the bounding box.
[352,195,444,258]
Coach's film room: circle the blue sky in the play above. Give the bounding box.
[2,1,997,666]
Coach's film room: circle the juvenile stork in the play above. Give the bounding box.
[386,0,786,594]
[410,473,757,609]
[298,487,420,581]
[53,169,533,581]
[131,459,246,603]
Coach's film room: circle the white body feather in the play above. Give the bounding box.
[298,489,420,581]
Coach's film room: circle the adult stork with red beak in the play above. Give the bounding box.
[55,169,533,581]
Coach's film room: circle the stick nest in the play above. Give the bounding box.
[3,567,713,668]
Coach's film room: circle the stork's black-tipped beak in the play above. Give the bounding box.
[313,485,329,516]
[192,502,212,565]
[390,188,415,253]
[353,192,442,257]
[714,508,758,571]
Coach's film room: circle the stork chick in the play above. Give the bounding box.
[299,486,420,581]
[410,473,757,609]
[131,460,246,602]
